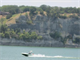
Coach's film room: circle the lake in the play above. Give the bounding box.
[0,45,80,60]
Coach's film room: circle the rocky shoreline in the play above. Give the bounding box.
[0,38,80,48]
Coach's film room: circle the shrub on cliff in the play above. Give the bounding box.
[6,14,12,19]
[26,20,33,25]
[73,37,80,43]
[0,33,5,38]
[50,31,61,40]
[37,36,43,40]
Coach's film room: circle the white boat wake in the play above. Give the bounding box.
[29,54,45,57]
[28,54,80,59]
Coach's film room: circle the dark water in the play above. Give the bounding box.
[0,45,80,60]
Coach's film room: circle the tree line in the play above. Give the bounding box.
[0,5,80,19]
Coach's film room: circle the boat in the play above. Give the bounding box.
[22,51,33,57]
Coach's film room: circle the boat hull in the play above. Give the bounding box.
[22,53,29,57]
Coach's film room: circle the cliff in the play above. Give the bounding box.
[9,15,80,37]
[0,14,80,47]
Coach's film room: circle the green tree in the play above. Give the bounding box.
[0,18,5,25]
[2,5,19,14]
[40,5,48,11]
[29,6,37,13]
[25,32,30,39]
[50,31,61,39]
[5,31,10,38]
[0,24,8,33]
[0,7,2,11]
[10,29,16,38]
[37,36,42,40]
[73,37,80,43]
[6,14,12,19]
[0,33,5,38]
[27,20,33,25]
[19,6,30,12]
[19,33,24,40]
[23,30,26,34]
[30,32,37,39]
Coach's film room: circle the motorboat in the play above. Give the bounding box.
[22,51,33,57]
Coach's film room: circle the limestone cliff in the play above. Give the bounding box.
[9,15,80,37]
[4,15,80,47]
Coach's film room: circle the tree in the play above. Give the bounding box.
[26,20,33,25]
[21,6,30,12]
[37,36,42,40]
[0,18,5,25]
[29,6,37,13]
[0,7,2,11]
[5,31,10,38]
[30,32,37,39]
[23,30,26,34]
[6,14,12,19]
[73,37,80,43]
[14,28,20,34]
[10,29,16,38]
[2,5,19,14]
[50,31,61,39]
[40,5,48,11]
[0,24,8,33]
[37,7,43,12]
[19,33,24,40]
[25,32,30,39]
[0,33,5,38]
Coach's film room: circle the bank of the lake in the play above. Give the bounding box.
[0,38,80,48]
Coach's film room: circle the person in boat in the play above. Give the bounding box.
[28,51,32,54]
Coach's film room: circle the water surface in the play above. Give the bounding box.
[0,45,80,60]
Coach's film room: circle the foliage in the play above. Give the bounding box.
[0,5,79,19]
[61,37,67,45]
[2,5,19,14]
[0,33,5,38]
[0,26,42,41]
[37,36,42,40]
[40,5,47,11]
[50,31,61,39]
[0,18,5,25]
[59,15,67,19]
[69,15,79,19]
[30,32,37,39]
[0,24,8,33]
[29,6,37,13]
[19,6,30,12]
[0,7,2,11]
[26,20,33,25]
[73,37,80,43]
[50,31,67,45]
[25,13,28,17]
[6,14,12,19]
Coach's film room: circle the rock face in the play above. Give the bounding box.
[9,15,80,35]
[6,15,80,47]
[0,38,64,47]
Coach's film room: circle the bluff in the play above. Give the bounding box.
[0,15,80,47]
[2,14,79,47]
[9,15,80,36]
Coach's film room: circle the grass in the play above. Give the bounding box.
[0,12,79,26]
[6,12,27,25]
[0,12,29,26]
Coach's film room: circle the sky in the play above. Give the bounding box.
[0,0,80,7]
